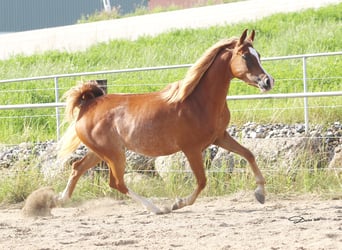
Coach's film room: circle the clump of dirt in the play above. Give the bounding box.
[22,186,58,217]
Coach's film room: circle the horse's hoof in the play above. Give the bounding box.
[160,206,172,214]
[57,193,64,204]
[171,198,182,210]
[171,204,179,210]
[57,193,70,206]
[254,189,265,204]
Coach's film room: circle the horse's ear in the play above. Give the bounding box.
[248,29,255,42]
[238,29,248,45]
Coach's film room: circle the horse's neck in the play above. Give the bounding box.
[192,51,232,107]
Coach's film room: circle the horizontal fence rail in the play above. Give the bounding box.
[1,51,340,84]
[1,91,341,109]
[0,51,341,139]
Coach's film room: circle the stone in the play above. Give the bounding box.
[328,145,342,169]
[155,152,192,181]
[0,122,340,177]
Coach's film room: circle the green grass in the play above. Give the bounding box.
[0,133,341,206]
[1,154,341,206]
[0,3,341,144]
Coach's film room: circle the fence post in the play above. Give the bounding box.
[96,79,107,94]
[54,77,61,140]
[302,57,309,133]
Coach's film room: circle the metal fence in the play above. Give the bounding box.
[0,51,341,140]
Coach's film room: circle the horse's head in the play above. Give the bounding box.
[230,29,274,92]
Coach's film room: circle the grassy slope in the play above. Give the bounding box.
[1,4,341,75]
[0,3,341,143]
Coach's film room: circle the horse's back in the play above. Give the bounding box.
[75,91,182,156]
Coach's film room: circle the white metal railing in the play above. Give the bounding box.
[0,51,341,139]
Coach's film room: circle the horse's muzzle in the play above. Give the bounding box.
[258,75,274,92]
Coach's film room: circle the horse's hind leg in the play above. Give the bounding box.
[59,151,101,203]
[214,131,266,204]
[171,150,206,210]
[97,148,170,215]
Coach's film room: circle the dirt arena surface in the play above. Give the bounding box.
[0,192,341,250]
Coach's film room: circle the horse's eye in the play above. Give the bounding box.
[242,54,247,60]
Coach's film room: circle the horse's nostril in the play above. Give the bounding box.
[265,78,270,87]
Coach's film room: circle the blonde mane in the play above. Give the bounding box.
[162,37,238,103]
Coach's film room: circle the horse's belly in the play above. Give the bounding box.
[118,124,180,157]
[125,134,180,157]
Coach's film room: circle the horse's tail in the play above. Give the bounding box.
[57,81,105,161]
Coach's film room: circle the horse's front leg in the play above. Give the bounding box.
[214,131,266,204]
[171,150,206,210]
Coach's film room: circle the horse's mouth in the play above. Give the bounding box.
[258,82,271,92]
[257,75,274,92]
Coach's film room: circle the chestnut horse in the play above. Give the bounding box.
[58,29,274,214]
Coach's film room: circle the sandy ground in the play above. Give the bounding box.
[0,192,341,250]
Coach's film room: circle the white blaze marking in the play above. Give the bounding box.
[248,47,274,88]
